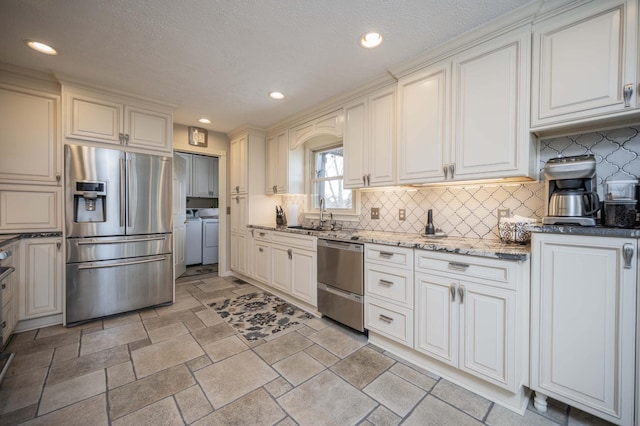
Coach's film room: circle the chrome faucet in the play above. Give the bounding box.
[319,197,326,226]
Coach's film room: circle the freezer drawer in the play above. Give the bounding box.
[317,283,364,332]
[66,254,173,324]
[66,234,172,263]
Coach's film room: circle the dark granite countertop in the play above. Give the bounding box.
[0,232,62,249]
[528,225,640,238]
[249,225,530,261]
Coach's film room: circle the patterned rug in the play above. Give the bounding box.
[209,292,314,341]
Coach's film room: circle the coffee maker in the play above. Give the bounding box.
[542,154,600,226]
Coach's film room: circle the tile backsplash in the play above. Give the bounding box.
[280,126,640,240]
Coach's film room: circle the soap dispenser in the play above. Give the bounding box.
[425,209,435,235]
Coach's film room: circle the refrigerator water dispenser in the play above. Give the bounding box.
[74,181,106,223]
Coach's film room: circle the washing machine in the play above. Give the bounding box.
[185,209,203,265]
[200,208,219,265]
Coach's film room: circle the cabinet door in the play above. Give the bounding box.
[275,132,290,193]
[254,240,271,284]
[174,152,192,196]
[265,134,279,194]
[230,195,246,235]
[451,28,529,179]
[343,98,367,188]
[125,106,172,152]
[20,238,63,320]
[66,92,123,144]
[415,272,457,367]
[291,249,317,307]
[531,234,636,425]
[459,281,515,391]
[210,157,219,198]
[368,86,396,187]
[397,63,449,184]
[193,155,214,197]
[271,245,292,293]
[230,136,247,194]
[532,0,637,126]
[0,186,61,231]
[0,87,60,184]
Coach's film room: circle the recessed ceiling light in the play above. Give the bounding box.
[25,40,58,55]
[360,32,383,48]
[269,91,285,100]
[198,118,211,124]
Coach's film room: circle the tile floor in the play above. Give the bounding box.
[0,270,614,426]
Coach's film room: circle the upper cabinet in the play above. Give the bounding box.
[397,26,534,184]
[266,129,303,195]
[531,0,639,129]
[63,84,173,153]
[289,109,344,149]
[193,154,218,198]
[344,85,396,189]
[230,135,248,195]
[0,85,61,185]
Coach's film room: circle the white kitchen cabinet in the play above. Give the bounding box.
[252,230,271,284]
[530,233,636,425]
[344,85,396,189]
[289,109,344,149]
[266,129,304,195]
[0,86,61,185]
[1,241,18,345]
[230,194,247,274]
[230,135,248,195]
[19,237,63,320]
[531,0,639,128]
[0,185,62,232]
[63,85,172,153]
[193,155,217,198]
[414,250,527,393]
[270,232,317,307]
[174,152,192,196]
[271,245,292,294]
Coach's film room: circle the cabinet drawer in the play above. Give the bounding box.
[272,232,316,250]
[253,229,271,242]
[415,250,516,290]
[365,296,413,347]
[365,264,413,308]
[365,244,413,269]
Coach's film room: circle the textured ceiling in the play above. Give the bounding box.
[0,0,533,134]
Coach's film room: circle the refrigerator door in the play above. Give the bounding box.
[126,152,172,235]
[65,145,125,238]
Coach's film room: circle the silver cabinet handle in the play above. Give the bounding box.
[235,196,240,204]
[443,165,449,179]
[56,241,61,250]
[623,243,634,269]
[1,321,5,329]
[363,175,366,186]
[448,262,469,272]
[379,251,394,259]
[1,283,5,290]
[449,164,455,179]
[379,279,393,287]
[235,185,240,194]
[56,174,61,183]
[287,248,292,260]
[379,314,394,323]
[250,229,254,238]
[124,134,130,145]
[450,284,456,302]
[457,286,465,304]
[367,174,371,186]
[259,232,266,237]
[259,247,264,252]
[119,133,124,144]
[624,84,634,107]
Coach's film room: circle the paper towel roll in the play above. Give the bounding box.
[287,205,299,227]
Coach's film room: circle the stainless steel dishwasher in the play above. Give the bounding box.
[317,239,365,332]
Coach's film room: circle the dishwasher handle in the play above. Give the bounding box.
[318,239,363,252]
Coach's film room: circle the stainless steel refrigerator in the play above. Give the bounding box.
[65,144,173,325]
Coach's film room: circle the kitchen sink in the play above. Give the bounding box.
[287,225,333,231]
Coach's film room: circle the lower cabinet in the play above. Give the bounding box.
[530,233,636,425]
[19,237,63,321]
[1,241,19,345]
[252,232,271,284]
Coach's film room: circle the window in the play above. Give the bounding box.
[311,146,352,211]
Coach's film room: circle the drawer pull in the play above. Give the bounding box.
[258,247,264,252]
[259,232,266,237]
[448,262,469,272]
[378,314,394,323]
[379,251,394,259]
[1,283,5,290]
[1,321,5,329]
[379,279,394,287]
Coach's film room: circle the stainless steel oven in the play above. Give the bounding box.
[317,239,365,332]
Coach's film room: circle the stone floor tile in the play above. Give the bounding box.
[303,317,329,331]
[304,344,340,367]
[6,348,53,377]
[108,364,195,420]
[107,361,136,390]
[80,323,105,335]
[367,405,402,426]
[195,350,278,409]
[253,331,313,364]
[0,367,48,415]
[127,337,151,352]
[35,325,76,340]
[21,394,108,426]
[567,407,615,425]
[389,362,437,391]
[382,350,441,380]
[47,344,129,386]
[404,395,482,425]
[174,385,214,424]
[112,396,183,426]
[331,346,395,389]
[308,326,366,358]
[143,309,202,332]
[195,308,224,327]
[38,369,106,415]
[276,417,298,426]
[277,370,377,426]
[193,388,286,426]
[147,321,189,344]
[197,279,235,293]
[0,404,37,426]
[273,351,325,386]
[232,286,262,296]
[131,333,204,378]
[487,403,560,426]
[364,371,426,417]
[202,335,248,362]
[9,329,37,344]
[51,342,79,366]
[296,325,316,336]
[138,309,158,320]
[263,323,306,341]
[80,322,147,356]
[7,329,80,356]
[155,293,202,315]
[102,312,141,329]
[431,379,492,421]
[191,321,236,346]
[264,377,293,398]
[187,355,212,372]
